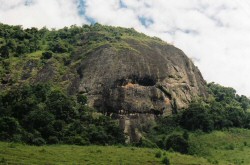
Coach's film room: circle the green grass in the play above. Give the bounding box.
[0,142,210,165]
[189,128,250,165]
[1,128,250,164]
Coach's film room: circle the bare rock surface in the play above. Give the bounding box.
[76,38,208,142]
[78,39,207,115]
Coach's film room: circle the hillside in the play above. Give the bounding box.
[1,23,250,164]
[0,23,209,142]
[0,23,207,113]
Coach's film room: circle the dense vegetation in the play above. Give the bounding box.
[0,84,124,145]
[0,22,156,59]
[142,82,250,155]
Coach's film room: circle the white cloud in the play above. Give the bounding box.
[0,0,87,28]
[1,0,250,96]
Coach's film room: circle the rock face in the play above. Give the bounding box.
[76,38,208,142]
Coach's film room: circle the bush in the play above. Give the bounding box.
[41,51,53,59]
[77,94,87,105]
[162,156,170,165]
[225,143,234,150]
[48,136,59,144]
[136,138,158,148]
[32,137,46,146]
[180,101,214,132]
[155,151,162,158]
[48,40,69,53]
[183,131,189,140]
[66,136,89,145]
[165,134,189,154]
[0,117,20,140]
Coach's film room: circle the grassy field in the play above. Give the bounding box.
[0,142,210,165]
[1,128,250,165]
[189,128,250,165]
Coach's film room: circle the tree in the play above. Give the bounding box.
[26,109,55,131]
[48,40,69,53]
[0,117,20,140]
[183,131,189,140]
[41,51,53,59]
[225,106,245,127]
[0,45,9,58]
[165,134,189,154]
[16,43,29,55]
[180,101,214,132]
[77,94,87,105]
[46,90,77,122]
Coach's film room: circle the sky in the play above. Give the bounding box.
[1,0,250,96]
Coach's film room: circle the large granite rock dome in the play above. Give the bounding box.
[75,37,207,142]
[77,38,207,115]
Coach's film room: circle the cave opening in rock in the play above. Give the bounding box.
[128,75,156,86]
[114,75,156,87]
[137,76,156,86]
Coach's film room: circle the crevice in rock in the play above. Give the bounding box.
[77,67,83,79]
[150,109,163,116]
[171,98,178,114]
[156,85,172,100]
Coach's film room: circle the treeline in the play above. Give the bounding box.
[0,84,124,146]
[0,23,148,59]
[180,82,250,132]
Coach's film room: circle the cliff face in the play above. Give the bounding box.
[77,38,207,115]
[75,37,207,142]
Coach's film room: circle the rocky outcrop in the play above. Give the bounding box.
[77,39,207,114]
[75,38,207,142]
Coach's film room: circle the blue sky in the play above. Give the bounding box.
[1,0,250,96]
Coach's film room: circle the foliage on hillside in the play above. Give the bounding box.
[0,84,124,145]
[0,23,163,93]
[141,82,250,154]
[0,22,161,59]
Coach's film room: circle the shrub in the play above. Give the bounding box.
[155,151,162,158]
[48,40,69,53]
[225,144,234,150]
[77,94,87,105]
[136,138,158,148]
[48,136,59,144]
[183,131,189,140]
[162,156,170,165]
[180,101,214,132]
[41,51,53,59]
[0,117,20,140]
[0,157,7,164]
[66,136,89,145]
[32,137,46,146]
[165,134,189,154]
